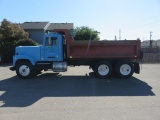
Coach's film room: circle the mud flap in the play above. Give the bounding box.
[134,63,140,74]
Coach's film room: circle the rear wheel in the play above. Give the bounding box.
[115,61,134,79]
[94,61,112,79]
[16,61,35,79]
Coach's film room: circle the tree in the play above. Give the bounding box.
[0,19,29,42]
[74,26,100,41]
[0,19,36,63]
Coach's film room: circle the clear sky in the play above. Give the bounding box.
[0,0,160,40]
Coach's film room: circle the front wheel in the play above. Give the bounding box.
[115,61,134,79]
[94,61,112,79]
[16,61,35,79]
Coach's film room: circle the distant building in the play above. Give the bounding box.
[20,22,73,44]
[47,23,73,32]
[141,40,150,48]
[20,22,50,44]
[141,40,160,48]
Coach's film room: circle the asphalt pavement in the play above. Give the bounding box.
[0,64,160,120]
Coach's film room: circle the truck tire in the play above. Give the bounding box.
[115,61,134,79]
[16,61,35,79]
[94,61,112,79]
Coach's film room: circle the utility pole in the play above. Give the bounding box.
[119,29,121,40]
[115,36,117,41]
[150,32,153,48]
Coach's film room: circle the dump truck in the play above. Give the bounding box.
[10,29,142,79]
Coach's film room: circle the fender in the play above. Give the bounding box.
[13,55,36,67]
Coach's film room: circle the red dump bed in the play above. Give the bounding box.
[67,40,141,60]
[53,29,141,60]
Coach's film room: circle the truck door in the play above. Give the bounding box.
[44,34,63,61]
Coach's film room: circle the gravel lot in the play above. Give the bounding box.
[0,64,160,120]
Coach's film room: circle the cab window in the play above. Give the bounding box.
[46,37,58,46]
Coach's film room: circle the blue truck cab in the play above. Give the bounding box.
[10,32,67,78]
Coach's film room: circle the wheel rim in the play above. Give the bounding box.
[98,64,109,76]
[19,65,30,76]
[120,64,131,76]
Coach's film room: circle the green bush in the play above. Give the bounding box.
[0,41,16,63]
[16,39,39,46]
[74,26,100,41]
[0,19,39,63]
[0,39,39,63]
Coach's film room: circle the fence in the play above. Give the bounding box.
[142,53,160,63]
[141,47,160,53]
[141,47,160,63]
